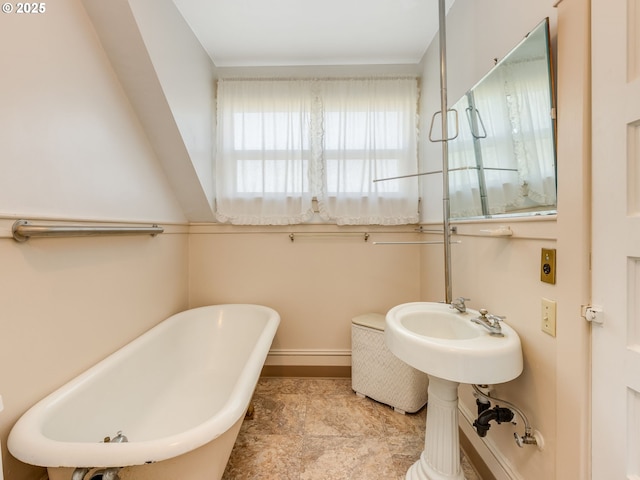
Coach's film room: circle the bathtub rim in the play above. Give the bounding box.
[7,304,280,468]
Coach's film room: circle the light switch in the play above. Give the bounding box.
[541,298,556,337]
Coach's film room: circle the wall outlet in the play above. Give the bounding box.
[541,298,557,337]
[540,248,556,284]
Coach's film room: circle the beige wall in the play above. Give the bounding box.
[189,225,422,367]
[433,221,559,479]
[0,1,191,479]
[553,1,591,478]
[419,0,590,479]
[0,227,189,479]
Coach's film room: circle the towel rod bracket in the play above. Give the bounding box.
[12,220,30,243]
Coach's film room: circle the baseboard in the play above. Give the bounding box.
[266,349,351,367]
[264,349,351,376]
[459,427,497,480]
[261,365,351,377]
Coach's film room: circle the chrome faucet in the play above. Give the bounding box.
[471,308,505,336]
[110,431,128,443]
[450,297,470,313]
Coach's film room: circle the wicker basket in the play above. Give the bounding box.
[351,313,428,414]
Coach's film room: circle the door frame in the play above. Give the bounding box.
[555,0,592,478]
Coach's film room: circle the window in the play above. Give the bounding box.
[232,111,311,194]
[215,78,419,225]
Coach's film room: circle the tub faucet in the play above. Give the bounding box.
[450,297,469,313]
[471,309,504,336]
[110,431,128,443]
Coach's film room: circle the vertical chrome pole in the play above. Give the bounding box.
[438,0,453,304]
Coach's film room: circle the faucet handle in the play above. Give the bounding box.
[473,309,505,336]
[450,297,470,312]
[478,309,505,323]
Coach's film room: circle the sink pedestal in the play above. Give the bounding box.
[407,376,465,480]
[384,302,523,479]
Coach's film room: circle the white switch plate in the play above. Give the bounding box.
[542,298,557,337]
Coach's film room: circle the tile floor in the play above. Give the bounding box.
[222,377,481,480]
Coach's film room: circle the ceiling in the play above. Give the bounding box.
[172,0,455,67]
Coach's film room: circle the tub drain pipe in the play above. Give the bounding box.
[71,468,90,480]
[70,467,122,480]
[90,468,121,480]
[472,384,540,448]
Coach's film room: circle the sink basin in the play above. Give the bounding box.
[385,302,523,385]
[385,302,524,479]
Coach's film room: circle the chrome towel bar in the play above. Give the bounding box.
[372,240,461,245]
[12,220,164,242]
[289,232,369,242]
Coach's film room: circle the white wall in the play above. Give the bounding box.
[0,1,191,478]
[0,0,186,223]
[128,0,217,206]
[419,0,590,479]
[82,0,218,222]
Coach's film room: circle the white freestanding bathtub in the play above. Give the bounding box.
[8,304,280,480]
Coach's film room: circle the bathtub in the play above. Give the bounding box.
[8,304,280,480]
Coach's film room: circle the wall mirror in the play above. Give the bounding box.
[448,18,557,220]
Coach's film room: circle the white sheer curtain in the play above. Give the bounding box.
[448,56,556,216]
[477,57,556,214]
[215,78,419,225]
[318,79,420,225]
[473,74,521,214]
[448,94,484,218]
[504,59,556,207]
[215,80,316,225]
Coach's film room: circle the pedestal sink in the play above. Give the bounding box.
[385,302,523,480]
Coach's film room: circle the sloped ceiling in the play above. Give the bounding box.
[83,0,217,222]
[83,0,456,222]
[172,0,455,67]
